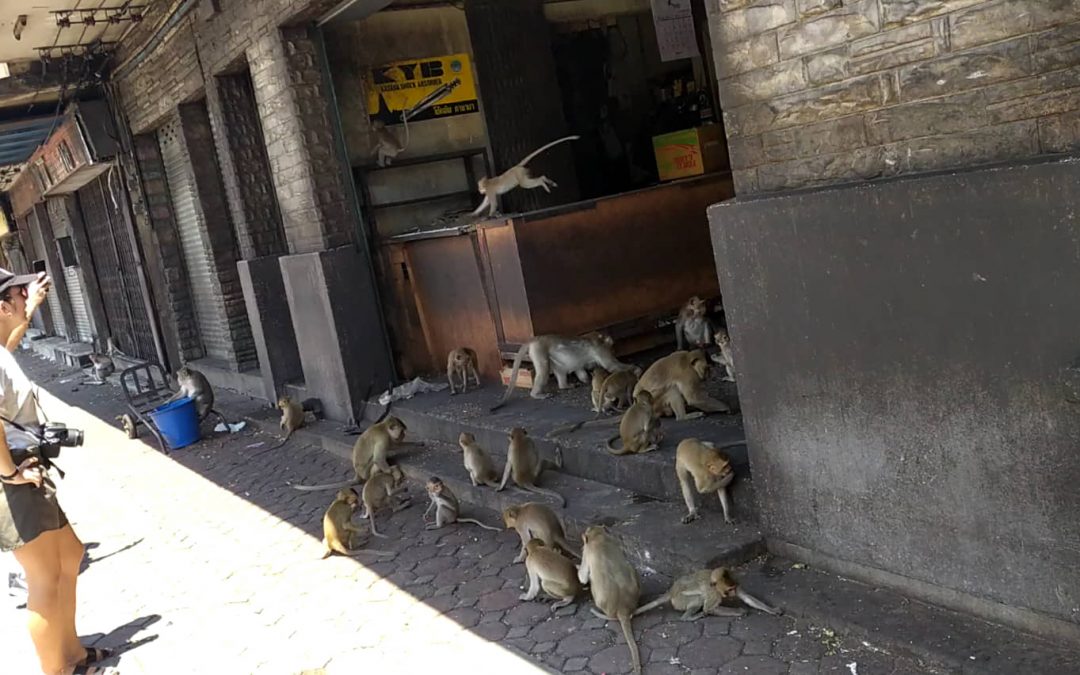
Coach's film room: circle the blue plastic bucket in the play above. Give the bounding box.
[148,396,201,450]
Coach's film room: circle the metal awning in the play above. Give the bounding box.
[0,115,56,165]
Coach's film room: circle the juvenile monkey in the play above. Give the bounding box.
[633,567,781,620]
[597,367,640,414]
[322,488,394,559]
[372,115,409,167]
[711,329,736,382]
[456,432,501,487]
[270,396,305,449]
[578,525,642,675]
[423,477,500,531]
[360,466,411,538]
[167,366,220,422]
[590,367,610,413]
[502,502,578,563]
[290,416,409,491]
[472,135,581,218]
[676,438,743,524]
[491,333,633,411]
[674,296,714,350]
[520,539,582,611]
[606,390,663,456]
[446,347,481,395]
[634,350,730,420]
[497,427,566,507]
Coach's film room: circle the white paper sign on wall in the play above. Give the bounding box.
[651,0,700,62]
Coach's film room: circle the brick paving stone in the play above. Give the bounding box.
[505,601,555,627]
[588,643,640,674]
[564,655,590,670]
[678,634,744,668]
[721,655,790,674]
[557,627,616,656]
[641,620,704,649]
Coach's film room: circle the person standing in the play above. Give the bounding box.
[0,270,113,674]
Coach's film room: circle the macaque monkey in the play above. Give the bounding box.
[423,477,500,531]
[322,488,394,559]
[471,135,581,218]
[291,416,409,491]
[711,329,736,382]
[634,567,781,620]
[606,390,663,456]
[456,432,500,487]
[372,115,409,167]
[676,438,742,524]
[578,525,642,675]
[520,539,582,611]
[167,366,220,422]
[497,427,566,507]
[674,296,713,350]
[491,333,633,411]
[87,338,115,383]
[502,502,578,563]
[360,466,411,538]
[597,368,640,414]
[590,367,610,413]
[270,396,305,449]
[446,347,481,395]
[634,350,730,420]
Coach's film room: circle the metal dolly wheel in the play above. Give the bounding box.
[118,363,176,454]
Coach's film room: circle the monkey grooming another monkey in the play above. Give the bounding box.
[711,329,737,382]
[456,432,501,487]
[635,349,731,421]
[360,466,411,538]
[578,525,642,675]
[674,296,714,351]
[446,347,481,395]
[597,367,640,414]
[503,502,578,563]
[634,567,781,620]
[322,488,394,559]
[491,333,633,411]
[471,135,581,218]
[521,539,582,611]
[606,390,663,456]
[676,438,744,525]
[423,477,501,531]
[590,367,610,413]
[291,416,410,491]
[497,427,567,507]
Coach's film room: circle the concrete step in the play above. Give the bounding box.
[359,382,754,516]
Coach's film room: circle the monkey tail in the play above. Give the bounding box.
[490,343,529,411]
[633,594,670,617]
[605,434,631,455]
[290,479,358,492]
[458,517,501,532]
[524,484,567,508]
[514,135,581,168]
[617,611,641,675]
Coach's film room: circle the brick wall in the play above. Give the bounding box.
[708,0,1080,194]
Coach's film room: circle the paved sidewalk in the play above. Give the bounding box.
[2,354,943,674]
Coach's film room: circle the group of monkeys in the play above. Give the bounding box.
[279,294,776,674]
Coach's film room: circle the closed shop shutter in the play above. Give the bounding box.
[158,116,228,361]
[63,266,94,343]
[24,209,67,338]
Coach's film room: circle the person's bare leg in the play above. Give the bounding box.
[55,525,88,666]
[14,529,72,674]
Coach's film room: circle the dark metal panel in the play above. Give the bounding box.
[478,222,533,345]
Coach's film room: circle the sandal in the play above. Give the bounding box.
[72,647,113,674]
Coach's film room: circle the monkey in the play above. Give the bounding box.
[520,538,582,611]
[634,349,731,421]
[606,390,663,456]
[597,367,641,414]
[446,347,481,395]
[497,427,566,507]
[322,488,395,559]
[590,367,610,413]
[166,366,225,423]
[86,337,115,384]
[490,333,633,411]
[711,328,736,382]
[456,432,501,487]
[423,477,501,531]
[372,113,409,167]
[270,395,305,449]
[675,438,744,525]
[360,465,411,538]
[578,525,642,675]
[674,296,713,350]
[290,416,409,491]
[633,567,781,620]
[502,502,579,563]
[471,135,581,218]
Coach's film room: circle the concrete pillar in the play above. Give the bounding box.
[238,256,304,401]
[280,247,394,423]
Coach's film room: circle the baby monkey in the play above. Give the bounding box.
[634,567,781,620]
[711,329,736,382]
[423,477,500,531]
[520,538,582,611]
[446,347,481,395]
[322,488,393,559]
[360,466,411,538]
[456,432,501,487]
[268,395,323,450]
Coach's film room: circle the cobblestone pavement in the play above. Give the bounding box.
[2,355,942,674]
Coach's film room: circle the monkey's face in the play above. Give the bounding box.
[502,507,519,528]
[585,332,614,348]
[707,460,733,481]
[689,352,709,380]
[177,366,192,379]
[477,178,490,195]
[510,427,527,442]
[582,525,606,544]
[686,296,706,318]
[386,418,406,441]
[715,331,731,348]
[710,568,738,598]
[337,488,358,506]
[426,479,443,495]
[277,396,291,409]
[459,432,475,447]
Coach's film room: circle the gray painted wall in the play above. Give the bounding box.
[709,156,1080,635]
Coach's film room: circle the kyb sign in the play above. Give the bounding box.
[365,53,479,124]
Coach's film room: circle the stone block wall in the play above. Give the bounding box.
[707,0,1080,193]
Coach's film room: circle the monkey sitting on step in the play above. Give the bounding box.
[456,432,501,487]
[471,135,581,218]
[423,477,500,531]
[674,296,714,351]
[520,538,581,611]
[634,567,781,620]
[497,427,566,507]
[322,488,394,559]
[606,390,663,456]
[578,525,642,675]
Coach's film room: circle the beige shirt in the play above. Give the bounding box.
[0,349,41,450]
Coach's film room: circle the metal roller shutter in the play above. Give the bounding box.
[24,209,67,338]
[158,116,228,361]
[64,266,94,343]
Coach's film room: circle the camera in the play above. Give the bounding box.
[37,422,84,459]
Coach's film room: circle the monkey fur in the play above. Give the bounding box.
[676,438,744,525]
[457,432,501,487]
[447,347,481,395]
[674,296,713,351]
[634,567,781,620]
[472,135,580,218]
[521,538,582,611]
[423,477,500,531]
[322,488,394,559]
[497,427,566,507]
[502,502,579,563]
[578,525,642,675]
[634,350,731,421]
[606,390,663,456]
